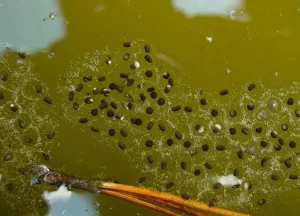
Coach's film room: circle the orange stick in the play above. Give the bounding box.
[129,191,208,216]
[101,189,180,216]
[101,183,248,216]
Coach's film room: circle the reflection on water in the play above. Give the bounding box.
[0,0,65,53]
[43,185,98,216]
[172,0,247,20]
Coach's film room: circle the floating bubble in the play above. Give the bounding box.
[257,110,267,120]
[123,53,130,61]
[268,100,279,110]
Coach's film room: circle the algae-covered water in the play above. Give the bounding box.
[1,0,300,215]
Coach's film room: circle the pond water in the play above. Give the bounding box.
[1,0,300,215]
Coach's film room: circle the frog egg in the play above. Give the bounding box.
[268,100,279,110]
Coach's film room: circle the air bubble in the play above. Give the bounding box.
[123,53,130,61]
[268,100,279,110]
[257,111,267,120]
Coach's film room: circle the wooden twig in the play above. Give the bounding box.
[128,191,208,216]
[102,189,180,216]
[38,170,248,216]
[101,183,248,216]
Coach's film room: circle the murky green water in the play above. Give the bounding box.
[1,0,300,215]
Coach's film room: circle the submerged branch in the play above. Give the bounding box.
[35,166,249,216]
